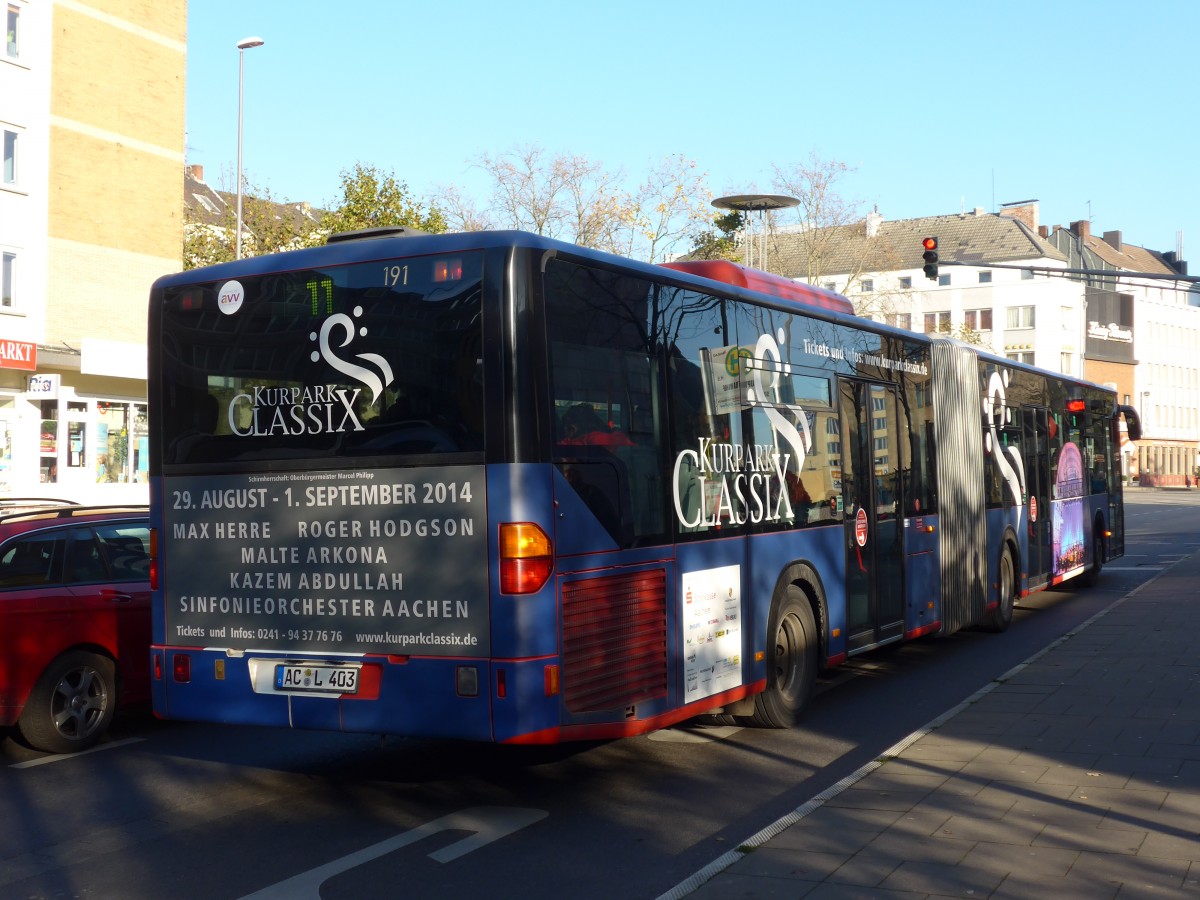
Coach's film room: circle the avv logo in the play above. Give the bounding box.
[217,280,245,316]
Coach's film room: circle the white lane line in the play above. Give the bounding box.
[9,737,145,769]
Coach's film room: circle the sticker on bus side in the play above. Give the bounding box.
[161,465,489,656]
[681,564,743,703]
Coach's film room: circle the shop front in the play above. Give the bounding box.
[1,342,149,505]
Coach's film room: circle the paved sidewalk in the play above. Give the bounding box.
[668,553,1200,899]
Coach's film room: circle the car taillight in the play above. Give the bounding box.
[499,522,552,594]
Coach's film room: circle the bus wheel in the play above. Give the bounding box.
[17,651,116,754]
[745,585,817,728]
[982,547,1016,633]
[1079,529,1105,587]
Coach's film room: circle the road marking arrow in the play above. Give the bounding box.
[240,807,548,899]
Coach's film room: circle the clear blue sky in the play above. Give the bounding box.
[186,0,1199,260]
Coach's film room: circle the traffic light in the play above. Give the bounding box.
[922,236,939,281]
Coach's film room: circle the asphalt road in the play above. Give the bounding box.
[2,490,1196,900]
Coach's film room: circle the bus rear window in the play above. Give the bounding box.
[159,252,485,464]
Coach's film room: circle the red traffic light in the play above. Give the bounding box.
[921,236,939,281]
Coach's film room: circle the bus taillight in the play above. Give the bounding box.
[149,527,159,590]
[433,257,463,282]
[499,522,553,594]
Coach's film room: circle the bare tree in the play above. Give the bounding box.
[470,145,585,238]
[558,152,628,250]
[438,184,493,233]
[770,153,905,319]
[441,146,710,262]
[614,154,713,263]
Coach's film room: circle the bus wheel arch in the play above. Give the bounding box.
[743,565,823,728]
[1079,513,1106,587]
[982,532,1019,633]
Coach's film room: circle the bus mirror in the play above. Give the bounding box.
[1118,404,1142,441]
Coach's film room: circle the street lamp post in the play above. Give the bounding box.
[235,36,264,260]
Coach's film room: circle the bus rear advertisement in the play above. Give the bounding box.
[147,229,1140,743]
[164,465,488,656]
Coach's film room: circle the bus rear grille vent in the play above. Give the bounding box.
[561,569,668,714]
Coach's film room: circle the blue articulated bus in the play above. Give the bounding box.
[146,228,1140,742]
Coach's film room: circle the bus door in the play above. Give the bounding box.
[1022,406,1052,587]
[839,381,905,652]
[1107,413,1125,559]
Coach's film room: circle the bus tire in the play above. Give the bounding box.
[1079,526,1105,587]
[17,651,116,754]
[744,584,817,728]
[982,546,1016,633]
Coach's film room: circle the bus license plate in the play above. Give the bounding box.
[274,664,359,695]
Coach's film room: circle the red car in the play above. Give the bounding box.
[0,503,151,753]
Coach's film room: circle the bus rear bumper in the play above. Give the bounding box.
[151,647,494,741]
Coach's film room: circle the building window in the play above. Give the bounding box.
[964,309,993,331]
[5,5,17,59]
[978,271,992,283]
[938,273,951,286]
[899,276,912,289]
[1,251,13,307]
[924,311,951,333]
[1006,306,1035,329]
[860,279,874,293]
[887,312,911,330]
[1006,351,1034,365]
[2,130,15,184]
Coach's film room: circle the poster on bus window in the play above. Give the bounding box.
[161,465,489,656]
[700,345,753,416]
[1052,442,1085,578]
[681,564,743,702]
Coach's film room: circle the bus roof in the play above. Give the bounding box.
[158,231,856,318]
[659,260,856,315]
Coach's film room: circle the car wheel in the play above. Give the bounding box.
[17,651,117,754]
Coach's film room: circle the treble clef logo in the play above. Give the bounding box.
[748,327,814,472]
[984,368,1026,508]
[310,306,395,407]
